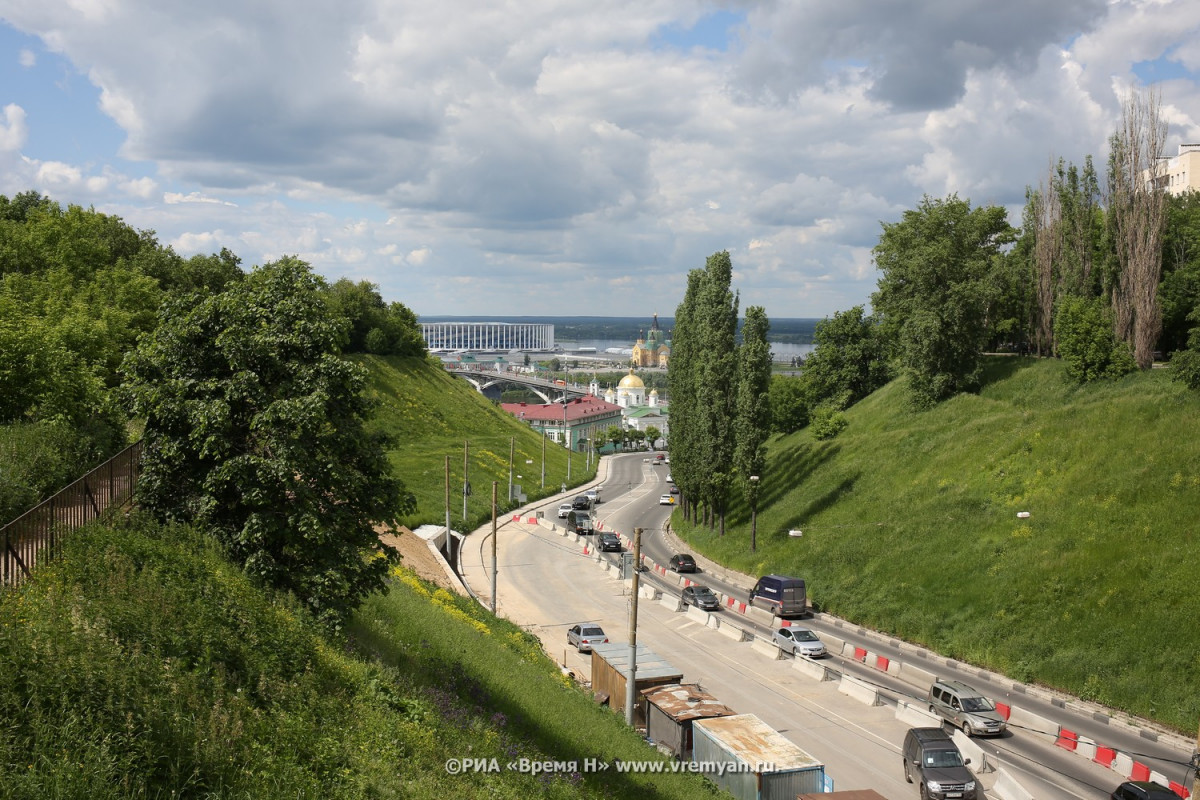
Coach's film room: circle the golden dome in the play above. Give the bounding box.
[617,369,645,389]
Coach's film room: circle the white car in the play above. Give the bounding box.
[584,488,601,505]
[658,494,675,505]
[773,627,827,658]
[557,503,573,518]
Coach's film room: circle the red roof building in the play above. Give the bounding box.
[501,395,623,451]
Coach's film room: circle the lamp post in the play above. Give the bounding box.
[749,475,760,553]
[564,400,571,483]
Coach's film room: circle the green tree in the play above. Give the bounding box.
[644,425,661,449]
[668,269,704,521]
[1159,192,1200,355]
[1053,295,1137,383]
[734,305,771,551]
[123,257,414,627]
[1170,305,1200,389]
[695,252,739,533]
[872,195,1015,408]
[800,306,892,410]
[768,374,810,434]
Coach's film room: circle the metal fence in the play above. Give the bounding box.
[1,440,143,588]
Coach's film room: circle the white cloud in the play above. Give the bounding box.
[0,0,1197,318]
[0,104,28,151]
[18,49,35,68]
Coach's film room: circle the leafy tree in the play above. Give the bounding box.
[668,270,703,521]
[1170,305,1200,389]
[694,252,740,533]
[872,195,1015,408]
[644,425,661,449]
[800,306,892,410]
[810,404,848,440]
[1054,295,1137,383]
[734,306,771,550]
[1159,192,1200,355]
[123,257,414,627]
[325,279,425,357]
[769,375,810,434]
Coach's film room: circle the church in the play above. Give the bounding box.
[630,313,670,368]
[590,369,669,444]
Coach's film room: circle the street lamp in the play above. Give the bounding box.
[749,475,760,553]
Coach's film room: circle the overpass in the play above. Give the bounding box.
[443,363,591,403]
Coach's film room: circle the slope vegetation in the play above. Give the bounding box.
[675,356,1200,732]
[361,355,595,530]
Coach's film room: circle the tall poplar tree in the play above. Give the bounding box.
[734,305,771,550]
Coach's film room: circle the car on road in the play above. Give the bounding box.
[566,624,608,652]
[668,553,697,573]
[1110,781,1180,800]
[927,678,1007,737]
[902,727,979,800]
[654,453,665,462]
[665,473,673,482]
[597,532,622,552]
[681,585,720,611]
[669,486,679,494]
[557,503,573,518]
[584,488,601,505]
[772,627,827,658]
[664,456,669,464]
[572,494,592,511]
[658,494,675,505]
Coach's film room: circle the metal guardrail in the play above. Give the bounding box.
[1,440,143,588]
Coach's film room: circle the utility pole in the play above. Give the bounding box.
[490,481,498,615]
[625,526,642,727]
[564,400,572,483]
[444,454,451,536]
[540,431,546,489]
[507,436,514,503]
[462,440,469,523]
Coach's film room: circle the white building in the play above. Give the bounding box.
[1146,143,1200,196]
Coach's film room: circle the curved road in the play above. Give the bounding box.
[461,452,1194,797]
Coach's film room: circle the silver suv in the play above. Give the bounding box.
[927,678,1007,737]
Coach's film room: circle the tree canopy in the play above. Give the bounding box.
[123,257,414,626]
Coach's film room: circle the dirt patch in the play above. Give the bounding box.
[378,528,463,594]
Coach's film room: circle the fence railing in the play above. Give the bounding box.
[1,440,143,588]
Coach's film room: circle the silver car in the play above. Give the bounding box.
[557,503,573,518]
[773,627,827,658]
[566,624,608,652]
[927,679,1007,736]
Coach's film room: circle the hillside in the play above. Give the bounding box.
[360,355,596,530]
[674,356,1200,733]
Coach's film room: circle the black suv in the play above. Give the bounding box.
[571,495,592,511]
[1111,782,1181,800]
[669,553,697,573]
[597,532,622,552]
[902,727,978,800]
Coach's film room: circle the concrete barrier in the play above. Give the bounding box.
[716,620,751,642]
[898,661,938,692]
[1113,751,1134,778]
[951,730,994,773]
[993,767,1035,800]
[705,613,721,630]
[1007,705,1059,739]
[659,595,682,612]
[819,632,848,658]
[638,584,659,600]
[750,637,782,660]
[686,605,713,625]
[793,655,830,682]
[746,606,775,628]
[837,673,880,706]
[895,700,941,728]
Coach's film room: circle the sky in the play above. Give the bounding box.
[2,1,1199,319]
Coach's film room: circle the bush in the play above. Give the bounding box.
[810,404,848,440]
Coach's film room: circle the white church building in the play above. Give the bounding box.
[589,369,669,443]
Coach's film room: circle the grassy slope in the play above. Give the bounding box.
[360,355,596,530]
[675,357,1200,732]
[0,517,716,799]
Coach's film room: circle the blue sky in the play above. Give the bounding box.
[2,1,1199,318]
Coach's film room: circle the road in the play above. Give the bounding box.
[460,452,1195,798]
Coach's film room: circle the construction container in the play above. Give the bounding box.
[691,714,828,799]
[642,683,736,760]
[590,642,683,726]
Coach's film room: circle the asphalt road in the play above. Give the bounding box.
[460,452,1195,798]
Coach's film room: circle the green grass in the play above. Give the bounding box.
[0,514,719,799]
[360,355,596,530]
[674,356,1200,733]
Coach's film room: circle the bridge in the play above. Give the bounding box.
[443,364,591,403]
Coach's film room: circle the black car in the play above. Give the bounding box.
[681,585,720,611]
[571,494,592,511]
[597,532,622,552]
[1111,782,1181,800]
[668,553,697,573]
